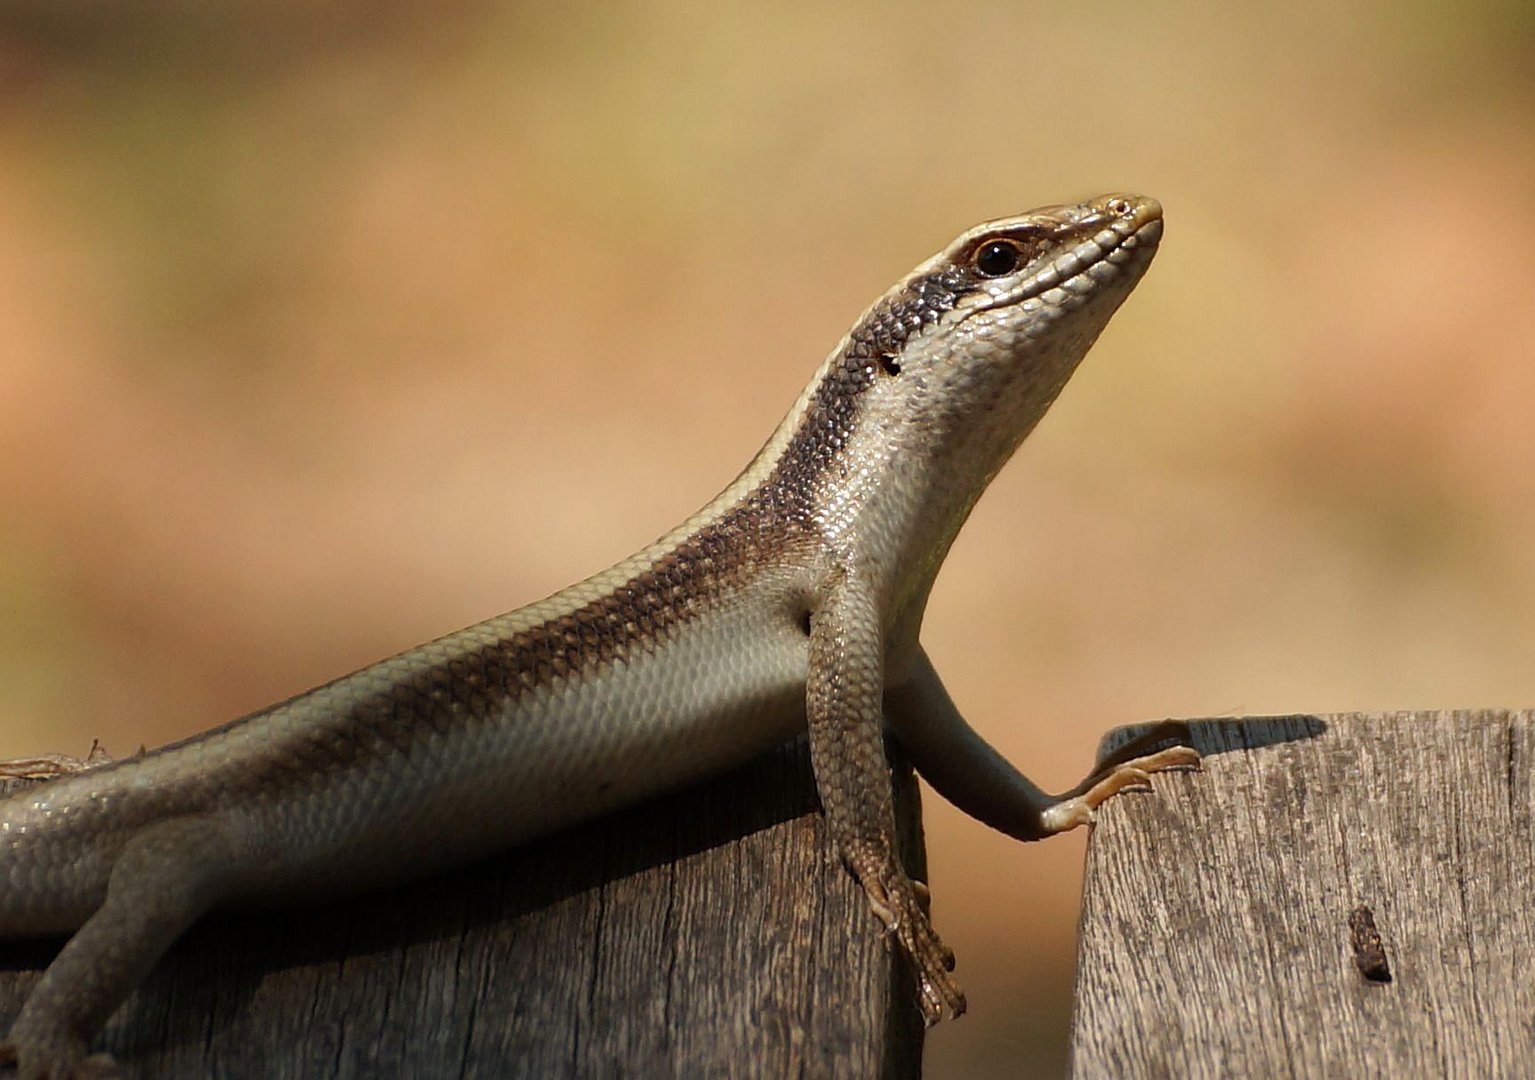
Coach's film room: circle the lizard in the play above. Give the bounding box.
[0,192,1194,1078]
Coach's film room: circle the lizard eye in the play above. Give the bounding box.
[972,239,1022,278]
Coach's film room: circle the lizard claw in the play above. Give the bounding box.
[854,862,966,1023]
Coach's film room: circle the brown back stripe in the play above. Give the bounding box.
[86,262,985,806]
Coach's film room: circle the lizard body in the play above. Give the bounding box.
[0,193,1192,1077]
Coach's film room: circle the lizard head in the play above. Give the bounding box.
[868,193,1163,465]
[761,195,1162,600]
[745,195,1161,594]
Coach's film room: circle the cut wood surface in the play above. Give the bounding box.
[1072,710,1535,1079]
[0,738,926,1078]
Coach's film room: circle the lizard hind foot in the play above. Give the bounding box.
[0,740,113,783]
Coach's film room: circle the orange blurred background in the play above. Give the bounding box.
[2,2,1534,1075]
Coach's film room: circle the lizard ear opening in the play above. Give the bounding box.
[878,354,902,376]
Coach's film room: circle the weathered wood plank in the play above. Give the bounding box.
[1071,710,1535,1079]
[0,738,926,1078]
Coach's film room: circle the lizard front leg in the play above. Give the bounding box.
[883,648,1198,841]
[805,567,964,1024]
[0,816,236,1079]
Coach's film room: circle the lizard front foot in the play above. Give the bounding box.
[853,860,965,1025]
[1040,722,1200,833]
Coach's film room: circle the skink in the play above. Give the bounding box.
[0,193,1193,1078]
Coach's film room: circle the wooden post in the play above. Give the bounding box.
[1072,710,1535,1077]
[0,738,926,1077]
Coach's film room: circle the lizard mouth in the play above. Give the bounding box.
[974,198,1163,313]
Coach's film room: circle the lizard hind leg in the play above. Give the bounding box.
[0,815,237,1080]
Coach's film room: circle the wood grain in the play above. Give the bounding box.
[1072,710,1535,1079]
[0,738,926,1078]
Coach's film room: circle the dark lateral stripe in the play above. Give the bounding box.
[218,510,797,793]
[359,262,984,738]
[846,265,975,364]
[770,264,979,486]
[96,262,986,804]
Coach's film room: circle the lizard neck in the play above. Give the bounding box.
[727,195,1163,650]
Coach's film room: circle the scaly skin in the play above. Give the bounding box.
[0,194,1194,1077]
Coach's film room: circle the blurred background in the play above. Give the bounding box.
[2,1,1533,1074]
